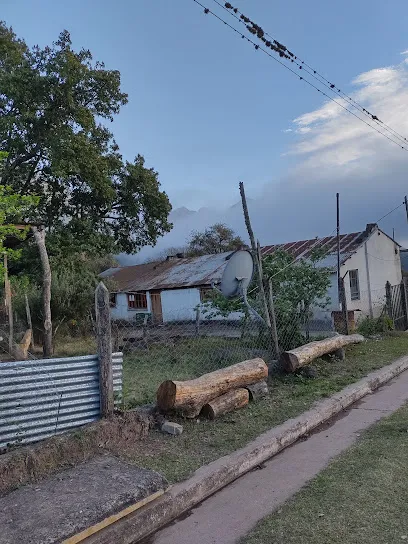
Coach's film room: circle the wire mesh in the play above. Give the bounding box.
[112,306,335,407]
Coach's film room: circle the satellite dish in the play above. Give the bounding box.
[220,250,254,299]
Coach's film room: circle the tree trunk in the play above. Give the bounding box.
[245,380,269,401]
[280,334,364,372]
[200,389,249,420]
[157,358,268,417]
[32,226,53,357]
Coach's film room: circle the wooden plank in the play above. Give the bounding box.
[62,490,165,544]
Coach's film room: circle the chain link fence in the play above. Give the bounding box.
[112,306,336,407]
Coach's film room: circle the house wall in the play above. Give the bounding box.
[341,229,401,319]
[161,288,201,322]
[110,292,151,321]
[312,228,401,324]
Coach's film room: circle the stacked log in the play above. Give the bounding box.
[201,389,249,420]
[280,334,364,372]
[157,358,268,418]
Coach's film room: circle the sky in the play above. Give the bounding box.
[2,0,408,258]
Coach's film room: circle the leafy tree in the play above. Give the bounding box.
[0,153,39,279]
[186,223,245,256]
[0,23,172,256]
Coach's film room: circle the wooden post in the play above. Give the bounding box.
[3,254,14,355]
[95,282,114,417]
[385,281,392,321]
[264,278,280,357]
[239,181,271,328]
[32,226,53,356]
[24,293,34,350]
[401,280,408,330]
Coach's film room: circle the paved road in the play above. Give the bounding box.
[147,369,408,544]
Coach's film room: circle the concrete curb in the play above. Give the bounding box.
[87,354,408,544]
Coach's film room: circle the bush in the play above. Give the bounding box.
[357,315,394,336]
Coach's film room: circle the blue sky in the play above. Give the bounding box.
[2,0,408,211]
[2,0,408,256]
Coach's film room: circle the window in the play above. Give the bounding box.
[110,293,117,308]
[349,269,360,301]
[127,292,148,310]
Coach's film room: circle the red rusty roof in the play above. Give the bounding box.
[103,252,235,293]
[261,224,394,267]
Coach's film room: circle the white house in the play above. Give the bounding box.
[261,223,402,323]
[102,223,402,326]
[101,252,242,323]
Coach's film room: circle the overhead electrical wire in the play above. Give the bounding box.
[211,0,408,147]
[191,0,408,152]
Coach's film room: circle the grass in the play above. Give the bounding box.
[119,334,408,483]
[241,402,408,544]
[122,336,270,406]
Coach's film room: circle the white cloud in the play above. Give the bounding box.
[288,59,408,171]
[400,50,408,55]
[125,54,408,263]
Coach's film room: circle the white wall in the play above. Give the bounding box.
[161,288,201,322]
[341,229,401,318]
[110,292,151,321]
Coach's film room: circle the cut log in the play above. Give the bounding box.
[200,389,249,420]
[280,334,364,372]
[157,358,268,417]
[245,380,269,401]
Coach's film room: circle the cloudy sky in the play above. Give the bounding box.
[2,0,408,260]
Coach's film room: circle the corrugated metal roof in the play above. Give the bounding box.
[260,225,386,268]
[108,252,234,292]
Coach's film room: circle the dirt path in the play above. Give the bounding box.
[146,368,408,544]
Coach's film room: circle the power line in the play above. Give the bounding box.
[191,0,408,152]
[375,202,405,223]
[213,0,408,147]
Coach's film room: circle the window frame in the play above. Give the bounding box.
[127,292,148,310]
[349,269,360,301]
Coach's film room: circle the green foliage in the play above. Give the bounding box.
[13,253,117,336]
[357,315,394,336]
[186,223,245,256]
[202,248,332,350]
[0,22,172,256]
[0,181,39,279]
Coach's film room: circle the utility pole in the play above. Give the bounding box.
[336,193,341,305]
[405,196,408,223]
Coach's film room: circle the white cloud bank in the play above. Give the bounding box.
[119,55,408,264]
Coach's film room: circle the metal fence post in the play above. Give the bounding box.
[340,277,350,335]
[400,280,408,330]
[95,282,114,417]
[385,281,392,321]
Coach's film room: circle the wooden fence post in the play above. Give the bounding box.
[400,280,408,330]
[264,278,280,357]
[385,281,392,321]
[24,293,34,350]
[3,254,14,355]
[95,282,114,417]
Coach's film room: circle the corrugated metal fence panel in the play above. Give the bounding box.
[0,352,123,449]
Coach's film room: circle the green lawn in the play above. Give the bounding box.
[120,334,408,483]
[241,402,408,544]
